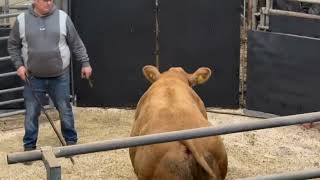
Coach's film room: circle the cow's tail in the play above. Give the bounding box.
[181,140,217,179]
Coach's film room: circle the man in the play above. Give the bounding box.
[7,0,92,151]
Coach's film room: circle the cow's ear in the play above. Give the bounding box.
[189,67,212,86]
[143,65,160,83]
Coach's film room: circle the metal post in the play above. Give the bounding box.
[154,0,160,69]
[61,0,69,12]
[243,0,247,27]
[248,0,253,29]
[252,0,258,30]
[240,0,249,107]
[266,0,272,29]
[55,0,68,12]
[259,7,266,30]
[4,0,9,25]
[288,0,320,4]
[55,0,62,10]
[41,147,61,180]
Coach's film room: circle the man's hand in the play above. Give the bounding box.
[81,66,92,79]
[17,66,27,81]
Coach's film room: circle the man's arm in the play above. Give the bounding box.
[66,16,90,67]
[66,15,92,79]
[8,19,26,80]
[8,19,23,69]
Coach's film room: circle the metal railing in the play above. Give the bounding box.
[6,111,320,180]
[0,98,24,106]
[0,5,29,10]
[0,4,26,118]
[0,86,23,94]
[0,12,20,19]
[251,0,320,30]
[0,105,52,119]
[0,36,9,41]
[0,10,23,118]
[0,71,17,78]
[0,56,11,62]
[288,0,320,3]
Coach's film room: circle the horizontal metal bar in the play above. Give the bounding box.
[288,0,320,4]
[0,105,51,119]
[0,71,17,78]
[0,56,11,62]
[0,36,9,41]
[267,9,320,20]
[0,109,25,118]
[0,86,23,94]
[0,94,53,107]
[238,168,320,180]
[0,98,24,106]
[3,5,29,10]
[257,25,269,30]
[7,111,320,164]
[0,12,20,19]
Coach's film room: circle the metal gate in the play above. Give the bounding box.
[0,9,26,118]
[6,111,320,179]
[246,0,320,115]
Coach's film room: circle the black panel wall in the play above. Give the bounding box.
[72,0,240,107]
[159,0,240,107]
[247,31,320,115]
[270,15,320,38]
[72,0,154,107]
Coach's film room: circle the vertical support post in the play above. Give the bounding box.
[4,0,9,25]
[154,0,160,69]
[252,0,258,30]
[266,0,271,29]
[41,146,61,180]
[248,0,252,29]
[55,0,69,12]
[245,0,247,24]
[55,0,62,10]
[61,0,70,13]
[259,7,266,30]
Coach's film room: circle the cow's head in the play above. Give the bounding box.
[143,65,212,86]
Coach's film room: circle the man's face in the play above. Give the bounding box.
[34,0,54,15]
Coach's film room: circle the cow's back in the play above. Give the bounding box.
[129,67,228,180]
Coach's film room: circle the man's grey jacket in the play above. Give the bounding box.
[8,5,90,77]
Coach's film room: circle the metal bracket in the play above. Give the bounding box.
[41,146,61,180]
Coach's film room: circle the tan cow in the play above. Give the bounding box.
[129,65,228,180]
